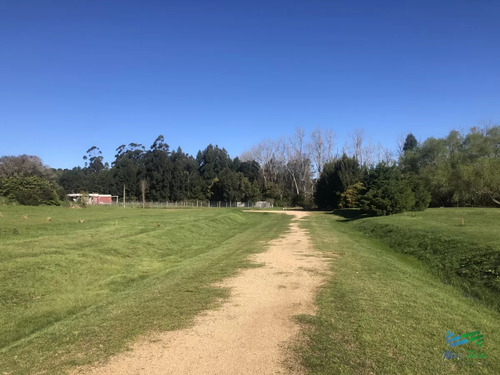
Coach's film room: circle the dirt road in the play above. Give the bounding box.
[74,211,329,375]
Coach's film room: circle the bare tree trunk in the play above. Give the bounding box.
[363,138,374,167]
[243,139,277,188]
[376,142,384,164]
[396,134,405,157]
[383,148,394,165]
[288,166,300,196]
[352,128,364,165]
[309,128,336,177]
[309,128,325,177]
[141,179,146,209]
[290,128,307,194]
[326,129,335,162]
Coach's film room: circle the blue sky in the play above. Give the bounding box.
[1,0,499,169]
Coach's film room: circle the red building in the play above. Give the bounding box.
[67,193,117,205]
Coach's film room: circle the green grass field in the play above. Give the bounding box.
[1,206,499,374]
[296,209,500,374]
[0,206,291,375]
[351,208,500,311]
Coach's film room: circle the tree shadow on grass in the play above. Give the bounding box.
[327,208,372,222]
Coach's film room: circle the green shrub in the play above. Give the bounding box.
[314,155,362,209]
[0,176,60,206]
[359,164,415,215]
[339,181,365,208]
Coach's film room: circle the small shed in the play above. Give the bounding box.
[68,193,118,205]
[254,201,273,208]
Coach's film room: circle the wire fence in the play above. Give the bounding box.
[115,200,273,209]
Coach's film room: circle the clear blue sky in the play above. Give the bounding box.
[1,0,499,169]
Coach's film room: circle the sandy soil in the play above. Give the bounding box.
[73,211,330,375]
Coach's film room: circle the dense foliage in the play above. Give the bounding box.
[56,137,264,204]
[400,127,500,207]
[359,164,430,215]
[1,126,498,210]
[0,155,61,205]
[314,157,429,215]
[314,155,363,209]
[314,126,499,214]
[0,176,61,206]
[53,132,316,205]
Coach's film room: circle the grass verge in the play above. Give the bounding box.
[296,210,500,374]
[351,208,500,311]
[0,206,291,375]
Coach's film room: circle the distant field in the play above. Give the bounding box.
[296,209,500,375]
[0,206,291,375]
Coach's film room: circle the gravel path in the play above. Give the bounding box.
[74,211,329,375]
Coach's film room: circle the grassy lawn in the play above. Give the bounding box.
[297,209,500,374]
[0,206,291,375]
[351,208,500,311]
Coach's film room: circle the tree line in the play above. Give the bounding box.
[1,126,498,214]
[56,137,263,204]
[315,125,499,214]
